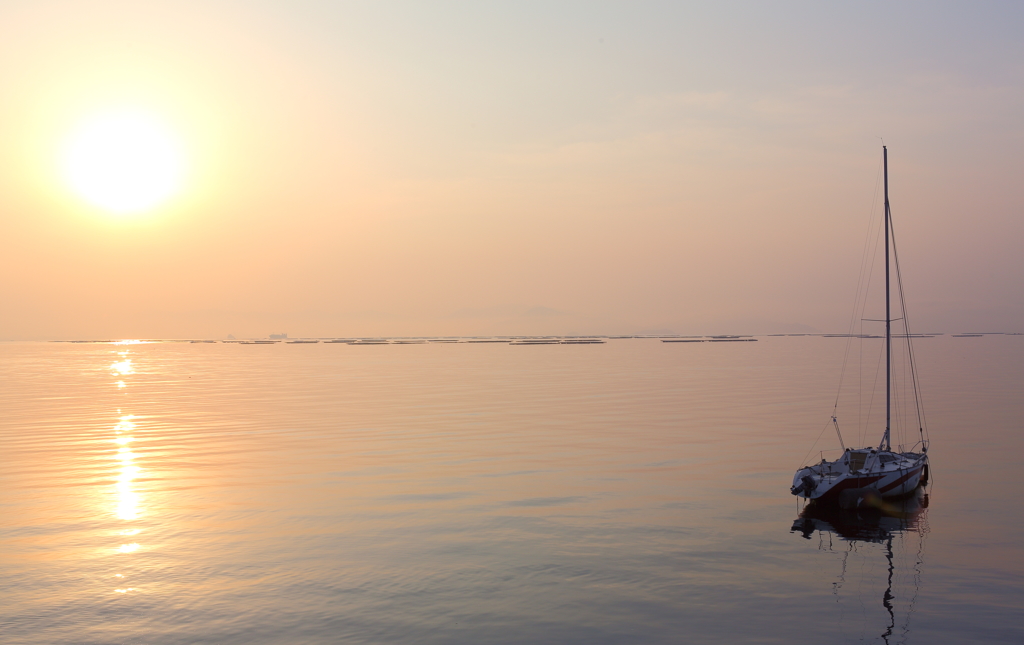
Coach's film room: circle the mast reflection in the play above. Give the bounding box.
[792,487,929,644]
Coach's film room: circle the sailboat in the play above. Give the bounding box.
[791,147,930,508]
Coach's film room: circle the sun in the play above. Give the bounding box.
[62,110,185,215]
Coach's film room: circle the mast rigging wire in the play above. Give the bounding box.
[830,153,885,449]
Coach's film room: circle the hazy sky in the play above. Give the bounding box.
[1,1,1022,339]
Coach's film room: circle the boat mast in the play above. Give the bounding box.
[882,146,892,452]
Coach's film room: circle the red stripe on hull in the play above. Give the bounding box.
[812,475,884,502]
[878,466,922,494]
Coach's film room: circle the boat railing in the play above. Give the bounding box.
[809,449,844,467]
[900,439,929,454]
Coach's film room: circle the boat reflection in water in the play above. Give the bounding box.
[792,486,930,644]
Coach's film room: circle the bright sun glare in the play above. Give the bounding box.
[62,111,185,215]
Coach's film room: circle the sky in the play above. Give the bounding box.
[1,0,1022,339]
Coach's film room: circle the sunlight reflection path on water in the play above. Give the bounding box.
[111,346,143,597]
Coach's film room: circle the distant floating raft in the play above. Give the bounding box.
[662,338,757,343]
[506,338,606,345]
[824,334,884,338]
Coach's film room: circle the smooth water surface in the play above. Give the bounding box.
[1,337,1022,644]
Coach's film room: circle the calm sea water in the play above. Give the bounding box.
[1,337,1022,644]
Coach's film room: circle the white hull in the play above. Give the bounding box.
[792,448,928,504]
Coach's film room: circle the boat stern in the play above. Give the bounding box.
[791,467,819,497]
